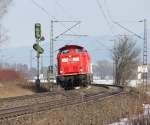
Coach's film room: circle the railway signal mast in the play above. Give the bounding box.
[33,23,44,87]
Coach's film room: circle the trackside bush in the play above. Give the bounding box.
[0,69,24,81]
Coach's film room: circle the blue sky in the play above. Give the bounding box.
[0,0,150,65]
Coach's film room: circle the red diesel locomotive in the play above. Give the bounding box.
[56,45,93,89]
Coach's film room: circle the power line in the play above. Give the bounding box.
[31,0,53,18]
[113,21,144,40]
[95,40,112,51]
[54,0,75,20]
[31,0,78,35]
[83,37,112,51]
[96,0,114,35]
[103,0,114,23]
[102,0,118,36]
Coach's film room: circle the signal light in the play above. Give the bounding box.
[33,43,44,54]
[35,23,41,39]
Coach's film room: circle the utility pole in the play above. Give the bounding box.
[48,20,54,83]
[143,19,147,89]
[30,49,33,70]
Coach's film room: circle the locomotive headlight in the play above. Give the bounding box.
[80,66,83,71]
[60,71,63,73]
[80,69,83,71]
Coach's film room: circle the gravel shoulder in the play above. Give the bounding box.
[0,81,34,98]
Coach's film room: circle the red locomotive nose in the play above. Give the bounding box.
[56,44,93,89]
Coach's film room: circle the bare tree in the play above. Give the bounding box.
[0,0,12,19]
[93,60,113,79]
[0,0,12,45]
[112,35,140,86]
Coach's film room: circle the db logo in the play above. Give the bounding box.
[68,58,73,62]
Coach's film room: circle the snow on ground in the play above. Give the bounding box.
[93,79,148,87]
[29,77,149,87]
[109,104,150,125]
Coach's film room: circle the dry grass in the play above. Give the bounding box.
[0,81,34,98]
[29,89,149,125]
[0,77,149,125]
[1,89,147,125]
[0,68,38,98]
[0,69,34,98]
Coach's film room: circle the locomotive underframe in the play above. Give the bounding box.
[56,73,93,89]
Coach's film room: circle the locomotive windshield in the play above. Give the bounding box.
[75,48,83,53]
[61,49,69,54]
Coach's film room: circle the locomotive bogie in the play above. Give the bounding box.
[56,73,92,89]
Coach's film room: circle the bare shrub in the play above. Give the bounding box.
[0,0,13,45]
[0,69,24,81]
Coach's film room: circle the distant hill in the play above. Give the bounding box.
[1,34,149,67]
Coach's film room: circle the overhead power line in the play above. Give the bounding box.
[31,0,52,18]
[103,0,114,22]
[54,0,75,20]
[31,0,78,35]
[96,0,114,35]
[113,21,144,40]
[94,39,112,51]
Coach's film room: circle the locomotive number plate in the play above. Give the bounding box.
[62,57,80,62]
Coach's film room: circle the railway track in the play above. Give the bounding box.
[0,91,65,110]
[0,85,125,120]
[0,84,107,110]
